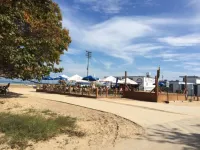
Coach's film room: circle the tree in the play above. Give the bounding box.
[0,0,71,80]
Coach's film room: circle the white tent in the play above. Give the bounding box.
[68,74,82,81]
[121,78,138,85]
[76,80,90,83]
[100,76,117,83]
[60,74,69,79]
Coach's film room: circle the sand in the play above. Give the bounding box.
[2,87,200,150]
[0,90,144,150]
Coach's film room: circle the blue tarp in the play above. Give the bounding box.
[53,76,67,80]
[82,75,99,81]
[153,81,166,87]
[42,76,54,80]
[158,81,166,87]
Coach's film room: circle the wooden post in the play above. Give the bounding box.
[106,87,108,98]
[123,71,127,96]
[155,76,158,102]
[125,71,127,86]
[63,86,66,94]
[185,75,187,100]
[88,88,90,96]
[177,93,178,100]
[115,88,117,97]
[96,88,98,98]
[69,86,71,94]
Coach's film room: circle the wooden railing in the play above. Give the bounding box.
[36,84,122,98]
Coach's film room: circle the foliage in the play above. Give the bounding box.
[0,0,71,80]
[0,112,79,149]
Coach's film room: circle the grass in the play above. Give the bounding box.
[41,109,58,117]
[24,108,37,113]
[0,112,83,149]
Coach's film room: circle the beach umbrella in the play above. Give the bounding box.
[82,75,98,81]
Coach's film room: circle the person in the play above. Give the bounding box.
[92,83,96,89]
[185,89,188,100]
[119,86,123,95]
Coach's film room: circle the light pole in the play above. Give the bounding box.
[86,51,92,76]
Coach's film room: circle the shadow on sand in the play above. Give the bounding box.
[0,92,26,99]
[142,124,200,150]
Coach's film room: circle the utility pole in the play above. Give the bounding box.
[86,51,92,76]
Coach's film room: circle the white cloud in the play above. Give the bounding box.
[74,0,160,14]
[63,16,167,63]
[65,48,82,55]
[99,61,113,69]
[59,4,200,77]
[82,17,153,49]
[137,66,157,71]
[184,62,199,66]
[74,0,130,14]
[158,34,200,46]
[62,13,200,64]
[187,0,200,12]
[146,51,200,62]
[59,60,122,78]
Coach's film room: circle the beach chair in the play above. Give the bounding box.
[0,83,10,95]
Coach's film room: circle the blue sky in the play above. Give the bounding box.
[53,0,200,80]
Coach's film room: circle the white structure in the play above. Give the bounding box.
[68,74,82,82]
[100,76,117,83]
[114,76,155,91]
[121,78,138,85]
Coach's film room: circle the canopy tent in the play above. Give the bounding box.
[100,76,117,83]
[121,78,138,85]
[82,75,99,81]
[76,80,90,83]
[68,74,82,81]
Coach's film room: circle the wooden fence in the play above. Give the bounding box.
[36,84,122,98]
[123,91,186,102]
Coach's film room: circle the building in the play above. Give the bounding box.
[169,76,200,96]
[180,76,200,96]
[113,76,155,91]
[169,80,194,96]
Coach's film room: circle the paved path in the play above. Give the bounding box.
[11,88,200,150]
